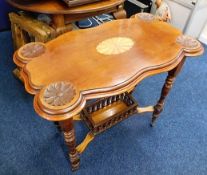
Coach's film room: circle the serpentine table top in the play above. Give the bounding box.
[13,13,204,171]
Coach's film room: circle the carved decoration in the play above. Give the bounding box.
[176,35,201,51]
[19,42,46,58]
[96,37,134,55]
[136,12,155,22]
[43,82,76,106]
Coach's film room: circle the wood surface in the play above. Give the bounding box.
[91,101,127,125]
[13,16,204,122]
[7,0,124,14]
[151,58,186,126]
[8,0,126,82]
[59,118,80,171]
[13,14,204,171]
[9,12,73,50]
[9,12,56,50]
[62,0,102,8]
[8,0,126,47]
[64,3,126,23]
[81,92,137,133]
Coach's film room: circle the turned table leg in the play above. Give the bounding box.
[151,58,186,126]
[52,14,65,29]
[51,14,73,34]
[59,118,80,171]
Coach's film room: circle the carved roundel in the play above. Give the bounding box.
[176,35,201,51]
[96,37,134,55]
[19,42,46,59]
[43,82,76,107]
[136,12,155,22]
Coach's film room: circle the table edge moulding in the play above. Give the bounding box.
[13,13,204,171]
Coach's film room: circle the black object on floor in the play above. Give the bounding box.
[124,0,152,17]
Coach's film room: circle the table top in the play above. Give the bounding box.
[7,0,124,14]
[14,13,204,121]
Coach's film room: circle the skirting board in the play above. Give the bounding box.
[199,23,207,45]
[199,34,207,45]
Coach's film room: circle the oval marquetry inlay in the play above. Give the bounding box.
[176,35,201,51]
[96,37,134,55]
[136,12,155,22]
[19,42,46,58]
[43,82,76,106]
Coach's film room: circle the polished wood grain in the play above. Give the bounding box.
[13,15,204,171]
[91,101,127,125]
[81,92,138,134]
[62,0,102,8]
[7,0,126,38]
[7,0,124,14]
[14,17,204,122]
[7,0,126,48]
[151,58,186,126]
[59,118,80,171]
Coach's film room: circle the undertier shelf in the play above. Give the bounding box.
[81,92,138,135]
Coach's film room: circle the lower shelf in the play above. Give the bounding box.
[81,92,138,135]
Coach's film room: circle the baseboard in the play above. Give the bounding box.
[199,34,207,45]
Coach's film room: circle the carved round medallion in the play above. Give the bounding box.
[176,35,201,51]
[96,37,134,55]
[136,13,155,22]
[43,82,76,106]
[19,42,46,59]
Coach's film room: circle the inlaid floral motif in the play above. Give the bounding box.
[96,37,134,55]
[20,42,46,58]
[176,35,200,50]
[43,82,76,106]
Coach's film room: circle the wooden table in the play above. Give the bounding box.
[7,0,126,31]
[8,0,126,81]
[13,13,204,171]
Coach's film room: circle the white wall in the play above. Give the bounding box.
[199,22,207,44]
[165,0,192,31]
[185,0,207,38]
[150,0,207,40]
[151,0,194,31]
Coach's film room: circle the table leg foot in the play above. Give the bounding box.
[151,73,175,125]
[67,146,80,171]
[150,122,155,127]
[151,59,186,125]
[151,104,163,127]
[60,119,80,171]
